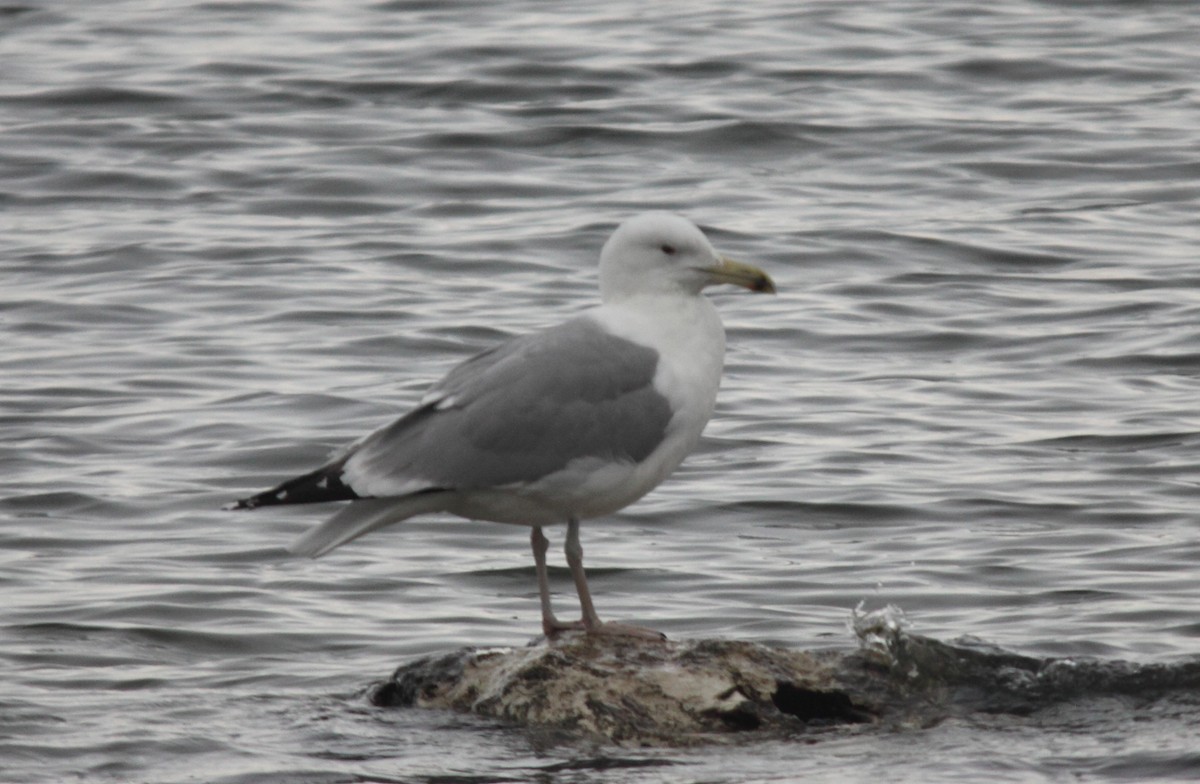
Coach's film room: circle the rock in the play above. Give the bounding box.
[367,619,1200,746]
[369,635,875,746]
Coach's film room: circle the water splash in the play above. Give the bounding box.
[850,601,912,671]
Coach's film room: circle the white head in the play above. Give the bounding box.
[598,212,775,303]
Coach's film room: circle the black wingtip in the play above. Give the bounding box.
[222,497,257,511]
[226,463,360,512]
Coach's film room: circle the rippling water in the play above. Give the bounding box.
[3,1,1200,781]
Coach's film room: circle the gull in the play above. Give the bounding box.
[228,212,775,638]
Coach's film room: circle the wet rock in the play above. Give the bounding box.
[368,614,1200,746]
[370,635,875,746]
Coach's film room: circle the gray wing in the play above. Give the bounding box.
[340,315,674,495]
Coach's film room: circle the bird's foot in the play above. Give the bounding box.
[542,617,587,637]
[584,620,667,641]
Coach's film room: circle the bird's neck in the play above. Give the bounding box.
[588,294,725,365]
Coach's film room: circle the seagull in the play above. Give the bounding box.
[228,212,775,638]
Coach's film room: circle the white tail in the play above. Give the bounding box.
[288,494,448,558]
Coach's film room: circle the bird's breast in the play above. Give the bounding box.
[590,294,726,455]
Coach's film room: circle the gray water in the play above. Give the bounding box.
[3,1,1199,781]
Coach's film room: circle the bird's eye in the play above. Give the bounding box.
[660,244,677,255]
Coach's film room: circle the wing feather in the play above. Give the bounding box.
[341,315,673,496]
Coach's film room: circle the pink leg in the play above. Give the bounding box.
[530,526,583,637]
[563,517,665,641]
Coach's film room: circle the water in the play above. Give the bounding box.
[3,0,1199,780]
